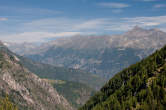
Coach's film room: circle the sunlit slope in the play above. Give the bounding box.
[80,45,166,110]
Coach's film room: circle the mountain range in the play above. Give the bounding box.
[1,26,166,110]
[7,26,166,78]
[0,41,103,109]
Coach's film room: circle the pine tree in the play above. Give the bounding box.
[0,96,18,110]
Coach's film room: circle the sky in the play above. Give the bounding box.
[0,0,166,43]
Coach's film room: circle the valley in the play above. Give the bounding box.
[1,0,166,109]
[8,27,166,79]
[1,27,166,110]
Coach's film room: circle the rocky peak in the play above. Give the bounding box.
[0,41,5,46]
[133,25,145,31]
[124,26,148,36]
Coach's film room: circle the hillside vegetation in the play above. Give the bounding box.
[0,41,100,109]
[80,45,166,110]
[19,56,105,90]
[0,96,18,110]
[44,79,96,108]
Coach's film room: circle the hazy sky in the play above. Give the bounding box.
[0,0,166,43]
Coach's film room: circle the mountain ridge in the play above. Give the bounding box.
[6,27,166,78]
[0,41,73,110]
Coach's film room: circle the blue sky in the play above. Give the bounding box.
[0,0,166,43]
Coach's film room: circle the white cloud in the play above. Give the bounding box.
[137,0,157,2]
[1,32,81,43]
[154,4,166,8]
[53,32,81,37]
[142,0,156,1]
[22,18,81,32]
[104,16,166,31]
[142,22,160,26]
[160,28,166,32]
[97,2,130,8]
[112,9,123,13]
[0,15,166,43]
[123,16,166,25]
[0,17,8,21]
[22,18,110,33]
[72,19,108,30]
[20,15,166,32]
[0,6,61,16]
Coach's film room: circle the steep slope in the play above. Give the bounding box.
[44,79,96,108]
[79,45,166,110]
[0,42,100,109]
[16,51,100,108]
[0,42,73,110]
[18,56,105,90]
[18,55,99,109]
[7,27,166,78]
[4,42,37,56]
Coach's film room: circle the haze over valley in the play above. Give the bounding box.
[7,27,166,79]
[0,0,166,110]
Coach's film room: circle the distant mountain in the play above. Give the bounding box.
[79,44,166,110]
[1,41,103,109]
[118,26,166,49]
[17,55,104,108]
[5,42,38,56]
[1,41,105,109]
[0,42,73,110]
[7,27,166,78]
[18,56,105,90]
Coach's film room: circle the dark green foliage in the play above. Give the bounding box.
[0,96,18,110]
[79,45,166,110]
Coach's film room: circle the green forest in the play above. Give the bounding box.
[79,45,166,110]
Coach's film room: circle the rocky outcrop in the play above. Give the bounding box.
[0,44,73,110]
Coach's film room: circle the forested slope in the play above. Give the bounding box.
[80,45,166,110]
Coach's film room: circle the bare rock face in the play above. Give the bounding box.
[2,72,34,104]
[118,26,166,49]
[0,44,73,110]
